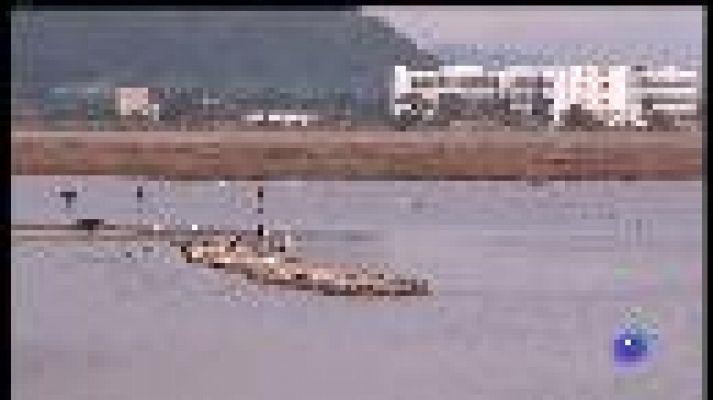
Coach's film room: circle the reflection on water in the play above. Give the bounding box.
[11,178,703,400]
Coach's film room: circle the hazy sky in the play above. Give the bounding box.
[363,6,704,50]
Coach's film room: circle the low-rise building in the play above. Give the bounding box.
[243,110,321,127]
[115,87,160,121]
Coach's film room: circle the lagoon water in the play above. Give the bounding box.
[11,177,703,400]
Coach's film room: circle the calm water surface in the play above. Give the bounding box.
[11,177,703,400]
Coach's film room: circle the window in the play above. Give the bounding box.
[602,81,609,89]
[412,76,438,89]
[460,76,491,88]
[512,77,540,88]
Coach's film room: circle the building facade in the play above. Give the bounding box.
[115,87,160,121]
[393,65,700,130]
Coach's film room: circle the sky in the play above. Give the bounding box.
[362,6,704,50]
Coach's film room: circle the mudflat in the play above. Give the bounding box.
[11,129,703,180]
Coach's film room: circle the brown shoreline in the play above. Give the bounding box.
[11,130,703,180]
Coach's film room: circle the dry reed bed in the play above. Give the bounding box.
[11,130,702,180]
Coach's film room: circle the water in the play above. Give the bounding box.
[11,177,703,400]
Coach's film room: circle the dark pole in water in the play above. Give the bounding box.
[59,189,78,209]
[75,218,103,232]
[256,184,264,215]
[257,183,265,237]
[135,183,147,252]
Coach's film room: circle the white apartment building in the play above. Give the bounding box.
[549,65,630,127]
[393,65,699,129]
[115,87,160,121]
[628,66,700,127]
[392,65,495,122]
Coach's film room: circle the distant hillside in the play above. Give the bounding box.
[11,10,440,120]
[430,43,703,70]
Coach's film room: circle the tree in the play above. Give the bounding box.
[561,104,605,130]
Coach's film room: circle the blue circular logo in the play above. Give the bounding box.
[613,329,650,364]
[613,307,660,371]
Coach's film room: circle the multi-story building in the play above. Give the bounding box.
[393,65,499,125]
[393,65,700,130]
[628,66,700,129]
[550,65,630,128]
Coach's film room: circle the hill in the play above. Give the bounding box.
[11,9,440,121]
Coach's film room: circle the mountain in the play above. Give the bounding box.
[11,9,440,120]
[429,43,703,70]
